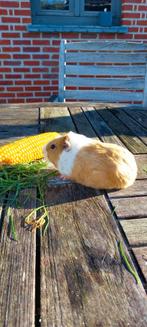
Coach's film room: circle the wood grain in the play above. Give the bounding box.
[0,189,36,327]
[40,184,147,327]
[40,106,76,133]
[109,108,147,146]
[120,218,147,246]
[108,180,147,198]
[96,107,147,154]
[135,154,147,179]
[133,247,147,282]
[111,196,147,219]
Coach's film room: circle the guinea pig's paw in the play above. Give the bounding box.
[60,174,69,180]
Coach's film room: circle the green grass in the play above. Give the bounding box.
[0,160,57,238]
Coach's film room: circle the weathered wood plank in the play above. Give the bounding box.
[133,247,147,282]
[63,89,143,102]
[65,64,146,76]
[0,189,36,327]
[68,106,97,139]
[109,108,147,146]
[82,106,124,146]
[0,107,39,145]
[95,107,147,154]
[123,108,147,129]
[108,179,147,198]
[65,77,145,89]
[135,154,147,179]
[66,41,147,51]
[65,52,147,63]
[120,218,147,246]
[40,106,76,133]
[111,196,147,219]
[40,184,147,327]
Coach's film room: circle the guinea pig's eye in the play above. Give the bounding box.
[50,144,56,150]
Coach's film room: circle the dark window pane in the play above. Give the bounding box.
[85,0,111,12]
[41,0,69,10]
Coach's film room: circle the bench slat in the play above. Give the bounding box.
[0,189,36,327]
[65,77,144,89]
[65,64,146,76]
[66,41,147,51]
[63,90,143,102]
[65,52,147,63]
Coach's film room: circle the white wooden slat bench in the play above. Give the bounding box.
[57,40,147,107]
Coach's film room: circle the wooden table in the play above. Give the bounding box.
[0,102,147,327]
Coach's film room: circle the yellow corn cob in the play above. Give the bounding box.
[0,132,59,165]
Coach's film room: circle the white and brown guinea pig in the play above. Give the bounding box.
[43,131,137,190]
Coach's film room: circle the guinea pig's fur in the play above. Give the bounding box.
[43,131,137,189]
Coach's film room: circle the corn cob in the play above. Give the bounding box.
[0,132,59,165]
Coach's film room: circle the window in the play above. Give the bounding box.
[31,0,122,28]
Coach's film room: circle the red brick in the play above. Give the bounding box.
[134,34,147,39]
[21,2,31,8]
[0,40,11,45]
[0,99,7,104]
[137,20,147,26]
[2,17,20,23]
[61,33,80,39]
[33,40,50,46]
[122,12,141,19]
[0,54,11,59]
[34,80,50,85]
[23,47,40,52]
[17,92,33,97]
[121,20,132,25]
[0,87,5,92]
[116,34,133,39]
[15,80,32,85]
[4,61,21,66]
[42,33,60,38]
[52,54,59,59]
[14,68,30,73]
[32,54,49,59]
[26,98,43,103]
[0,9,8,15]
[24,74,41,79]
[0,1,19,7]
[3,47,20,52]
[129,27,139,33]
[14,40,31,45]
[122,5,133,10]
[24,61,40,66]
[2,32,20,38]
[138,5,147,10]
[13,54,30,59]
[35,92,50,97]
[0,67,12,72]
[25,86,41,91]
[99,33,116,39]
[14,9,31,16]
[8,99,25,103]
[22,18,32,24]
[0,80,13,85]
[7,87,24,92]
[23,32,39,38]
[15,25,27,31]
[43,47,59,52]
[42,61,58,66]
[32,68,49,73]
[5,74,21,79]
[52,40,60,46]
[0,93,15,98]
[0,25,9,31]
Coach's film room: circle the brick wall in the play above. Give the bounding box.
[0,0,147,104]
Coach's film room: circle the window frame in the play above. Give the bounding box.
[30,0,122,28]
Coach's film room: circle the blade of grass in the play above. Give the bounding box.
[118,241,141,285]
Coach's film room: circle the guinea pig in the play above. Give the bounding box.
[43,131,137,190]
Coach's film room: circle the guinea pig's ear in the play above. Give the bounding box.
[63,135,71,152]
